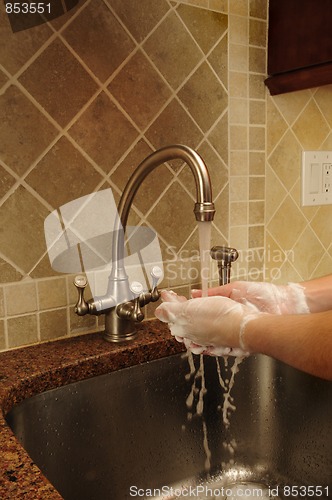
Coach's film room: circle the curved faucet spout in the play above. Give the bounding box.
[111,144,216,273]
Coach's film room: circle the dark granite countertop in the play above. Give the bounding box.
[0,320,184,499]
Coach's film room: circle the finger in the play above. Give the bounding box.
[160,289,187,303]
[191,284,235,298]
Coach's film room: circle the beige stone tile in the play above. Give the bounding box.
[249,73,266,99]
[0,3,52,75]
[249,152,265,175]
[229,72,248,98]
[177,4,227,54]
[249,126,265,150]
[0,69,8,89]
[230,176,248,201]
[267,196,307,251]
[208,112,228,164]
[0,85,58,175]
[230,150,249,175]
[19,39,99,127]
[40,309,68,341]
[63,0,135,82]
[249,176,264,200]
[310,206,332,249]
[0,259,23,283]
[230,125,248,150]
[230,202,248,225]
[229,44,248,72]
[0,166,16,199]
[208,0,228,13]
[212,185,229,239]
[292,100,330,149]
[249,47,266,74]
[271,90,312,126]
[147,181,196,253]
[249,200,264,224]
[69,92,139,173]
[249,100,265,125]
[292,227,325,280]
[249,19,267,47]
[268,130,301,191]
[26,137,103,208]
[178,62,227,132]
[229,0,248,16]
[0,187,50,274]
[109,51,171,130]
[229,15,248,45]
[38,278,67,310]
[249,0,267,20]
[314,84,332,128]
[110,0,170,43]
[5,282,37,316]
[145,99,203,153]
[143,11,202,90]
[230,98,248,124]
[265,166,287,223]
[249,225,264,248]
[7,314,38,348]
[266,97,288,155]
[208,35,228,89]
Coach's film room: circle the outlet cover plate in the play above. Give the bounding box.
[302,151,332,206]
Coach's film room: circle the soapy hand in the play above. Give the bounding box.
[155,290,261,357]
[191,281,310,315]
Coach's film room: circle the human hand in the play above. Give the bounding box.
[191,281,309,315]
[155,290,260,357]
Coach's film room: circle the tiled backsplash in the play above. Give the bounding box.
[1,0,330,351]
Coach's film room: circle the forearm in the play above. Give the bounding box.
[244,311,332,381]
[300,274,332,312]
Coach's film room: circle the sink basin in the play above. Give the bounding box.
[6,353,332,499]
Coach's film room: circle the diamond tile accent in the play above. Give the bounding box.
[0,187,50,274]
[0,259,23,283]
[69,91,139,173]
[143,11,202,90]
[314,84,332,128]
[267,196,307,251]
[109,0,170,43]
[145,99,203,154]
[19,39,99,127]
[207,112,228,164]
[266,97,288,155]
[0,3,52,75]
[178,62,227,132]
[292,100,330,149]
[26,137,103,208]
[310,206,332,249]
[0,85,58,175]
[147,181,196,253]
[292,227,325,278]
[177,4,228,54]
[208,35,228,90]
[108,50,171,130]
[63,0,135,82]
[268,130,301,191]
[0,166,16,198]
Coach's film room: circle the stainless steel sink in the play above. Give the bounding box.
[6,353,332,500]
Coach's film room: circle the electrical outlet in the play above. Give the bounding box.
[302,152,332,206]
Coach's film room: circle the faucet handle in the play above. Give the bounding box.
[73,275,89,315]
[130,281,145,322]
[150,266,163,302]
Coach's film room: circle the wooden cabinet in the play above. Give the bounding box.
[265,0,332,95]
